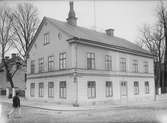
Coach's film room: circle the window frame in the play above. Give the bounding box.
[132,60,138,73]
[105,55,112,71]
[48,56,54,72]
[48,82,54,98]
[44,32,49,45]
[39,82,44,97]
[120,58,126,72]
[30,83,35,97]
[59,81,67,99]
[106,81,113,97]
[134,81,139,95]
[145,81,150,94]
[144,61,149,73]
[87,52,95,70]
[38,57,44,73]
[59,52,67,70]
[30,60,35,74]
[87,81,96,99]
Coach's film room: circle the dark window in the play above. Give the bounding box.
[30,60,35,74]
[59,81,66,98]
[132,60,138,73]
[39,83,44,97]
[134,81,139,95]
[105,55,112,71]
[87,53,95,70]
[30,83,35,97]
[38,58,44,73]
[44,33,49,45]
[48,82,54,98]
[48,56,54,72]
[145,81,149,94]
[144,62,149,73]
[87,81,96,98]
[120,58,126,72]
[106,81,113,97]
[59,52,66,70]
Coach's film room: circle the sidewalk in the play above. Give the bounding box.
[0,96,167,111]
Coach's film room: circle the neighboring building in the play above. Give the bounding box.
[0,54,26,96]
[26,2,155,105]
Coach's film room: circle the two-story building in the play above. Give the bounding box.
[26,2,155,106]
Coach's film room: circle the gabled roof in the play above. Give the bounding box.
[28,16,152,58]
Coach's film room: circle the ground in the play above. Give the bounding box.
[1,101,167,123]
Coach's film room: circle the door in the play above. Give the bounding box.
[120,81,128,103]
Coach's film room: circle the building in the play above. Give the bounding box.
[0,54,26,96]
[26,2,155,106]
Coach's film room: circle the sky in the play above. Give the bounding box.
[1,0,162,57]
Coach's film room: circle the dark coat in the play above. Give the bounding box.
[12,95,20,108]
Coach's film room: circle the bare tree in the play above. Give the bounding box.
[12,3,39,64]
[0,6,21,96]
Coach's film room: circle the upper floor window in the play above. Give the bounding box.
[105,55,112,71]
[132,60,138,73]
[144,61,149,73]
[87,52,95,70]
[44,33,49,45]
[145,81,149,94]
[30,83,35,97]
[87,81,96,98]
[59,52,66,70]
[120,58,126,72]
[39,82,44,97]
[134,81,139,95]
[106,81,113,97]
[38,57,44,73]
[48,56,54,72]
[30,60,35,74]
[59,81,66,98]
[48,82,54,98]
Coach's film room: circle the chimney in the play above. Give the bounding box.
[105,28,114,37]
[66,1,77,26]
[11,53,16,58]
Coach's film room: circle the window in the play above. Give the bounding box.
[132,60,138,73]
[106,81,113,97]
[38,57,44,73]
[30,83,35,97]
[30,60,35,74]
[105,55,112,71]
[48,82,54,98]
[120,58,126,72]
[44,33,49,45]
[120,81,127,96]
[59,52,66,70]
[48,56,54,72]
[144,62,149,73]
[87,53,95,70]
[39,83,44,97]
[59,81,66,98]
[134,81,139,95]
[145,81,149,94]
[87,81,96,98]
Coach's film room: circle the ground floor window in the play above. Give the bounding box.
[145,81,149,94]
[134,81,139,95]
[88,81,96,98]
[106,81,113,97]
[59,81,66,98]
[120,81,127,96]
[39,82,44,97]
[30,83,35,97]
[48,82,54,98]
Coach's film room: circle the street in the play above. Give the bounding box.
[1,101,167,123]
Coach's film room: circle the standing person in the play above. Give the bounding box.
[7,92,21,118]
